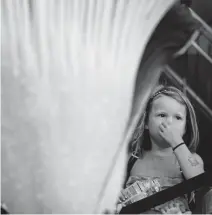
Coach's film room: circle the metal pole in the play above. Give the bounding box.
[165,65,212,122]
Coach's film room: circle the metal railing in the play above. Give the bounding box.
[166,9,212,121]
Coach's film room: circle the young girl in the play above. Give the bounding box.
[118,85,204,214]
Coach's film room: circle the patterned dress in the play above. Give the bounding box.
[123,151,192,214]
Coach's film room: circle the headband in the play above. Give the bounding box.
[149,88,171,103]
[148,87,186,107]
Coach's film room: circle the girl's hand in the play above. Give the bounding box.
[159,201,192,214]
[159,122,184,148]
[117,190,129,206]
[115,191,129,213]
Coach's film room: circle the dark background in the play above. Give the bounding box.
[157,0,212,171]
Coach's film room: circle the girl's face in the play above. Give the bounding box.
[146,95,187,148]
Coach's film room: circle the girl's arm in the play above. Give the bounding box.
[173,143,204,179]
[159,122,204,179]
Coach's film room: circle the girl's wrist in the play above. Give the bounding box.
[171,138,184,148]
[172,142,185,151]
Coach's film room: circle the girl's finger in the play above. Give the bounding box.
[161,122,167,128]
[159,124,164,132]
[119,195,125,202]
[120,191,129,201]
[118,193,126,203]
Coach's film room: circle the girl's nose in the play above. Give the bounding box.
[166,116,173,125]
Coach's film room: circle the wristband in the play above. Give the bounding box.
[173,142,185,151]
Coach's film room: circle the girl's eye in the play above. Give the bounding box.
[158,113,166,117]
[176,116,182,120]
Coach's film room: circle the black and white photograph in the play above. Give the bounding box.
[1,0,212,214]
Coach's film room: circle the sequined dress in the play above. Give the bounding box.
[122,151,192,214]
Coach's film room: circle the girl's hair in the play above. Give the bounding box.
[131,85,199,157]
